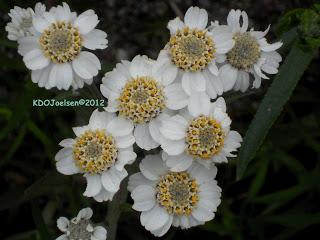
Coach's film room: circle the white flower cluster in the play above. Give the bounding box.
[6,3,283,238]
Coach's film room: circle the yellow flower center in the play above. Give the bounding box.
[117,76,165,124]
[73,130,118,174]
[156,172,199,216]
[39,21,82,63]
[169,27,215,72]
[186,115,225,159]
[226,32,261,70]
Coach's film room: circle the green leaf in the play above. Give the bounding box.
[31,202,52,240]
[236,41,319,180]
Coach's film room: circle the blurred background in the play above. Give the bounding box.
[0,0,319,239]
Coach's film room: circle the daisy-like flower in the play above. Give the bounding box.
[56,207,107,240]
[100,55,189,150]
[5,2,46,41]
[18,2,108,90]
[159,6,234,98]
[128,154,221,237]
[218,9,283,92]
[55,109,136,202]
[160,93,242,171]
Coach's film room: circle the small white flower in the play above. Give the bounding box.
[5,2,46,41]
[100,55,189,150]
[55,109,136,202]
[218,9,283,92]
[18,2,108,90]
[128,154,221,237]
[160,93,242,171]
[56,207,107,240]
[161,6,234,98]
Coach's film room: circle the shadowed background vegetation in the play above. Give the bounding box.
[0,0,319,239]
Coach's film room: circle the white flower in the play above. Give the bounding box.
[128,154,221,237]
[55,109,136,202]
[5,2,46,41]
[218,9,283,92]
[161,6,234,99]
[100,55,189,150]
[160,93,242,171]
[56,207,107,240]
[18,2,108,90]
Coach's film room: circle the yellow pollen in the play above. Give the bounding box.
[73,130,118,174]
[226,32,261,70]
[117,76,165,124]
[39,21,82,63]
[156,172,199,216]
[186,115,225,159]
[169,27,215,72]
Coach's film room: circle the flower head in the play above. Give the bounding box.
[55,109,136,202]
[100,55,189,150]
[18,2,108,90]
[56,207,107,240]
[128,154,221,237]
[218,9,283,92]
[160,93,242,171]
[161,6,234,99]
[5,2,46,41]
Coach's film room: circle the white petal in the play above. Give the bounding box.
[23,49,50,70]
[184,6,208,30]
[167,17,185,34]
[182,72,206,95]
[134,124,159,150]
[115,151,137,171]
[219,64,238,91]
[72,51,101,79]
[151,215,173,237]
[161,138,186,156]
[74,10,99,35]
[208,62,219,76]
[259,39,283,52]
[164,83,188,110]
[59,138,75,148]
[139,154,167,181]
[192,205,215,222]
[188,92,211,117]
[128,172,152,192]
[89,109,115,130]
[72,125,90,137]
[101,168,128,192]
[129,55,152,78]
[77,207,93,220]
[83,29,108,50]
[188,163,217,184]
[93,189,115,202]
[131,185,156,211]
[165,154,193,172]
[17,36,39,56]
[57,217,69,232]
[92,226,107,240]
[115,134,135,149]
[48,63,73,90]
[83,174,102,197]
[141,204,170,231]
[152,58,178,86]
[56,155,79,175]
[106,117,134,137]
[160,115,188,140]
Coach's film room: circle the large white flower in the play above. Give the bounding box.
[128,154,221,237]
[218,9,283,92]
[100,55,189,150]
[56,207,107,240]
[55,109,136,202]
[5,2,46,41]
[18,2,108,90]
[160,93,242,171]
[160,6,234,99]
